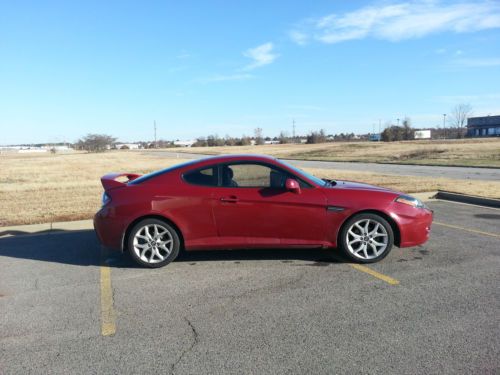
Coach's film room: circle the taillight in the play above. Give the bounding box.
[102,192,111,206]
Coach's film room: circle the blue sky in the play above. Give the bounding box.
[1,0,500,144]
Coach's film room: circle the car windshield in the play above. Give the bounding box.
[279,160,329,187]
[128,159,199,185]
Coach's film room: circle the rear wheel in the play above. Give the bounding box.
[338,213,394,263]
[127,218,180,268]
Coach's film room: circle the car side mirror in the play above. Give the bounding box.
[285,178,301,194]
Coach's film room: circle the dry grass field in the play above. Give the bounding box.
[1,149,499,226]
[175,138,500,167]
[0,152,189,226]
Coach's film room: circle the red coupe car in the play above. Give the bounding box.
[94,154,432,267]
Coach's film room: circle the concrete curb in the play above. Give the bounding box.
[0,219,93,238]
[411,191,438,202]
[436,190,500,209]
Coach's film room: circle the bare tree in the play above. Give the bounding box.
[450,103,473,138]
[402,117,413,140]
[254,128,264,145]
[278,131,290,144]
[75,134,116,152]
[306,129,327,144]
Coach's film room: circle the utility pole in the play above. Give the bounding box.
[154,120,157,148]
[292,119,296,141]
[442,114,446,139]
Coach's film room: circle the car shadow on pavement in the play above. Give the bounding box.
[0,230,110,267]
[0,230,346,268]
[177,248,344,265]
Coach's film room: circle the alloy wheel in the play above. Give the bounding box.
[132,224,174,264]
[346,219,389,260]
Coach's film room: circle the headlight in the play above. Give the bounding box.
[395,195,426,209]
[102,192,111,206]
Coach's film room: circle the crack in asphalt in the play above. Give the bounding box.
[170,317,199,375]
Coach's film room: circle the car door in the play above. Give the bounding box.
[211,162,328,246]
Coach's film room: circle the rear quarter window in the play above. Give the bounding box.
[183,167,217,186]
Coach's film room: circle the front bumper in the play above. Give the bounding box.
[398,208,433,247]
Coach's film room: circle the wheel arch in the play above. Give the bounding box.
[337,209,401,247]
[121,214,185,252]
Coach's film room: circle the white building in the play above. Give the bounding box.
[414,130,431,139]
[115,143,141,150]
[174,140,196,147]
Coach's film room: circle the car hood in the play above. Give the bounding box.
[328,180,399,194]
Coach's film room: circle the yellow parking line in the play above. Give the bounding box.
[434,221,500,239]
[349,264,400,285]
[100,258,116,336]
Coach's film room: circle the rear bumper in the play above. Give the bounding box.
[94,207,125,251]
[398,208,433,247]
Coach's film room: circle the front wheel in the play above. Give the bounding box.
[338,213,394,263]
[127,218,180,268]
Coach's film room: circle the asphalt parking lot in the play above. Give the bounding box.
[1,201,499,374]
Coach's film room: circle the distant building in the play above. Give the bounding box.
[414,130,431,139]
[369,134,381,141]
[115,143,141,150]
[173,140,196,147]
[18,147,47,153]
[467,115,500,137]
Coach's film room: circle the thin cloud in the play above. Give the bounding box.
[290,1,500,45]
[197,73,254,83]
[198,43,276,84]
[242,42,278,70]
[289,30,308,46]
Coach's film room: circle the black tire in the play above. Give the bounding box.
[127,218,180,268]
[338,213,394,263]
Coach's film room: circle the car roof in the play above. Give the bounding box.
[130,153,322,187]
[196,154,278,164]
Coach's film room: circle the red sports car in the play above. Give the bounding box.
[94,154,432,268]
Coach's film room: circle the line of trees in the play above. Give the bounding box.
[380,103,473,141]
[74,134,117,152]
[73,103,475,151]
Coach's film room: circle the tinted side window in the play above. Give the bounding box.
[222,163,289,188]
[183,167,217,186]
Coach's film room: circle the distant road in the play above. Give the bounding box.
[146,151,500,181]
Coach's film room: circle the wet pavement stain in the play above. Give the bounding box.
[306,260,332,267]
[398,256,424,262]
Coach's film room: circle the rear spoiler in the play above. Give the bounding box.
[101,173,141,190]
